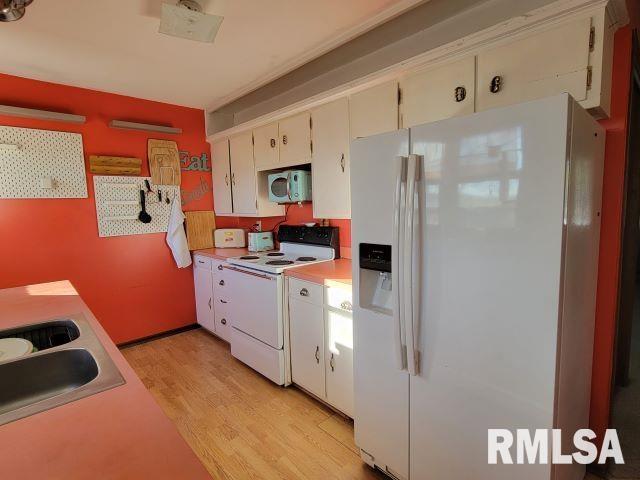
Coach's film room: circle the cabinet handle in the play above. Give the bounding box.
[490,76,502,93]
[299,288,309,297]
[282,134,288,145]
[219,280,225,286]
[220,299,228,304]
[224,173,229,186]
[231,173,236,185]
[454,86,466,102]
[315,346,320,364]
[198,260,205,264]
[221,318,227,325]
[330,353,335,372]
[208,298,212,310]
[217,265,224,271]
[340,301,352,312]
[340,153,345,173]
[270,138,276,148]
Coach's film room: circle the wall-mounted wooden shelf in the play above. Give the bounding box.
[109,120,182,134]
[0,105,86,124]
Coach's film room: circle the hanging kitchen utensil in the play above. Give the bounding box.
[138,189,152,224]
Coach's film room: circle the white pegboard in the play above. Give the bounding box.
[0,126,87,199]
[93,175,180,238]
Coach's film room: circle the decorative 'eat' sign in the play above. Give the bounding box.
[180,151,211,172]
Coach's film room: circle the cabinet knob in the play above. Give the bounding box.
[330,353,335,372]
[219,280,225,286]
[282,135,288,145]
[221,318,227,325]
[315,345,320,364]
[224,173,229,186]
[299,288,309,297]
[454,86,466,102]
[270,138,276,148]
[340,153,345,173]
[217,265,224,271]
[208,298,212,310]
[490,76,502,93]
[340,301,352,312]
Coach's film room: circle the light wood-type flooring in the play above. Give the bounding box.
[122,328,384,480]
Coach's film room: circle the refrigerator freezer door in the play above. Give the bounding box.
[409,95,571,479]
[351,129,410,479]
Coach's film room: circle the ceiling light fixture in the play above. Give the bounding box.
[159,0,224,43]
[0,0,33,22]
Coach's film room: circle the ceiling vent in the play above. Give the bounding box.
[159,0,224,43]
[0,0,33,22]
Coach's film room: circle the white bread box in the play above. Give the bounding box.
[214,228,246,248]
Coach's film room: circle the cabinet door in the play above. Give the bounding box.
[194,266,215,333]
[350,81,399,139]
[311,98,351,219]
[476,17,592,112]
[325,308,354,417]
[229,131,258,215]
[289,297,325,399]
[400,56,476,128]
[253,122,279,170]
[279,112,311,167]
[211,140,233,215]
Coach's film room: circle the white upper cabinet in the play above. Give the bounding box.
[400,57,476,128]
[350,81,399,139]
[211,139,233,215]
[253,122,279,170]
[311,97,351,219]
[476,17,592,112]
[229,131,258,215]
[279,112,312,167]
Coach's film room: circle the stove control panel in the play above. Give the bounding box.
[278,225,339,255]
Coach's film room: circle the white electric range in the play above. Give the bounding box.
[221,225,340,385]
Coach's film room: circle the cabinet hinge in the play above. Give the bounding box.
[255,199,258,210]
[309,116,313,129]
[397,87,402,105]
[586,66,593,89]
[589,26,595,51]
[251,134,255,146]
[310,140,313,154]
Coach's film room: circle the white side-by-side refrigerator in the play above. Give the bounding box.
[350,94,605,480]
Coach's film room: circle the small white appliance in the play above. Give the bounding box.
[223,226,339,384]
[247,231,274,252]
[214,228,245,248]
[268,170,312,203]
[351,94,605,480]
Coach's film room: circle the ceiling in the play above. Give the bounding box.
[0,0,425,109]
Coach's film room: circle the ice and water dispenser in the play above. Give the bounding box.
[358,243,393,314]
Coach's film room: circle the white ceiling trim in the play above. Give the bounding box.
[204,0,428,111]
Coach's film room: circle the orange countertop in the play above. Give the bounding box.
[194,247,249,260]
[284,258,352,287]
[0,281,210,480]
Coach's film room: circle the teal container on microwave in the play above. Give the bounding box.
[268,170,312,203]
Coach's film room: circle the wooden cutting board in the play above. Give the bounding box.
[185,211,216,251]
[148,139,181,186]
[89,155,142,176]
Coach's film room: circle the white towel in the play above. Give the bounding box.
[166,196,192,268]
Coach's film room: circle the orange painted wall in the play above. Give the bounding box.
[0,73,213,344]
[591,25,633,441]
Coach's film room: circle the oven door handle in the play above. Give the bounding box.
[222,264,275,280]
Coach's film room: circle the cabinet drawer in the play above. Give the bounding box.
[193,255,212,270]
[289,278,323,305]
[325,285,353,313]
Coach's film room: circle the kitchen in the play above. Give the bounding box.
[0,1,638,479]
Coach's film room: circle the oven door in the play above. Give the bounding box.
[221,264,283,349]
[268,172,291,203]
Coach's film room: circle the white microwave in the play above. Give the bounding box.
[268,170,312,203]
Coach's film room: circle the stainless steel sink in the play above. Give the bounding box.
[0,315,125,425]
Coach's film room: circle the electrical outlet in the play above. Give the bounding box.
[255,220,262,232]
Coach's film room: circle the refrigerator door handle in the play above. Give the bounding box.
[404,154,420,376]
[392,155,408,370]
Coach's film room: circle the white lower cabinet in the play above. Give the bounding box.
[193,256,230,342]
[288,278,354,417]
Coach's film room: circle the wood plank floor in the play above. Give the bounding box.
[122,329,384,480]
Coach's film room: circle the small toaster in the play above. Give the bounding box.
[214,229,246,248]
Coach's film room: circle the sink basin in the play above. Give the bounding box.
[0,315,125,425]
